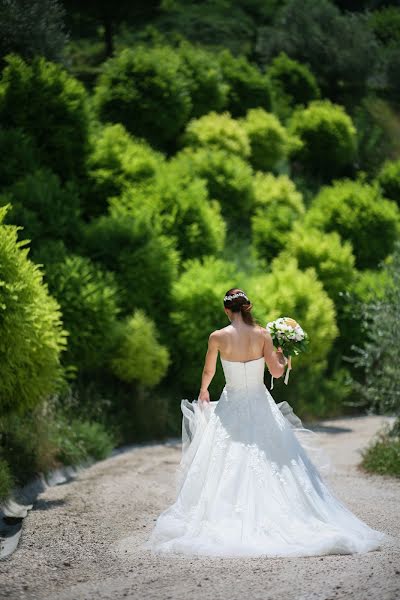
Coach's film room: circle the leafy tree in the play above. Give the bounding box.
[0,205,66,414]
[93,46,192,150]
[240,108,301,172]
[182,111,250,159]
[288,100,357,180]
[0,55,90,180]
[0,127,39,189]
[377,159,400,205]
[217,49,272,117]
[0,0,67,63]
[305,178,400,269]
[63,0,161,57]
[251,173,305,261]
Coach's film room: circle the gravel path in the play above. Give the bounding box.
[1,415,399,600]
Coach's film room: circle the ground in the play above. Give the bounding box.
[0,415,399,600]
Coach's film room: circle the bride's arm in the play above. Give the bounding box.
[198,331,219,403]
[262,329,287,378]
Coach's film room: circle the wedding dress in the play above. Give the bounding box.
[145,356,388,557]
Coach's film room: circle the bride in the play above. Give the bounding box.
[145,288,388,557]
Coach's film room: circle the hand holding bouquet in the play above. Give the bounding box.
[266,317,309,389]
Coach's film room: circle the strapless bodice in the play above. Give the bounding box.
[220,356,265,392]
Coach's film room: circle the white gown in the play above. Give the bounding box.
[145,356,388,557]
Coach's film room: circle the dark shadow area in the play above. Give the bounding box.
[33,498,66,511]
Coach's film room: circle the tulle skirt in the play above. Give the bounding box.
[145,384,389,558]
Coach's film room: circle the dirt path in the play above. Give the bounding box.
[1,415,399,600]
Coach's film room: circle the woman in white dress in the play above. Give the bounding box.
[145,288,389,557]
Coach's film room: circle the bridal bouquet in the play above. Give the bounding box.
[266,317,309,388]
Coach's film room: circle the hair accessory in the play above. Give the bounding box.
[224,292,249,302]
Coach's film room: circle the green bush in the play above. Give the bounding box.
[0,127,39,189]
[0,205,66,414]
[83,206,179,321]
[0,55,90,180]
[170,256,239,395]
[360,423,400,478]
[86,123,164,217]
[304,178,400,269]
[50,417,115,466]
[217,49,272,117]
[176,41,228,118]
[251,173,305,261]
[110,309,170,386]
[93,46,192,149]
[0,458,13,501]
[182,111,250,159]
[280,225,356,299]
[267,52,320,121]
[288,100,357,180]
[240,108,301,172]
[377,159,400,206]
[44,254,120,372]
[0,169,82,250]
[115,160,226,261]
[368,6,400,47]
[171,147,255,228]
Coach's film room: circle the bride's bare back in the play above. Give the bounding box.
[217,322,266,362]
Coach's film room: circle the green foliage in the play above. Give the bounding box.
[251,173,305,261]
[182,111,250,159]
[0,0,68,63]
[116,160,226,260]
[0,128,39,189]
[0,169,82,250]
[240,108,301,172]
[247,254,339,412]
[86,123,164,216]
[256,0,379,102]
[0,55,90,180]
[176,41,229,118]
[110,309,170,386]
[0,458,13,500]
[349,241,400,417]
[170,256,239,395]
[216,49,272,117]
[171,147,255,228]
[367,6,400,47]
[377,159,400,206]
[50,416,115,466]
[305,178,400,269]
[44,254,120,372]
[280,225,356,299]
[83,206,179,320]
[289,100,357,180]
[93,46,192,149]
[267,52,320,121]
[360,424,400,478]
[0,206,66,415]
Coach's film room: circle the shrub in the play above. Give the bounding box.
[86,123,164,216]
[110,309,170,386]
[0,127,39,189]
[44,254,120,372]
[176,41,228,118]
[116,160,226,260]
[0,458,13,501]
[240,108,301,172]
[217,49,272,117]
[171,147,255,228]
[182,111,250,159]
[170,256,239,395]
[0,168,82,249]
[288,100,357,180]
[360,424,400,478]
[280,225,356,299]
[93,46,192,149]
[377,159,400,206]
[304,178,400,269]
[83,206,179,321]
[251,173,305,261]
[267,52,320,121]
[0,55,90,180]
[50,417,115,466]
[0,205,66,414]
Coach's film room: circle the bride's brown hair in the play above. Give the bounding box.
[223,288,257,327]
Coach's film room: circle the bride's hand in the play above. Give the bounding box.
[276,347,288,367]
[198,388,210,403]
